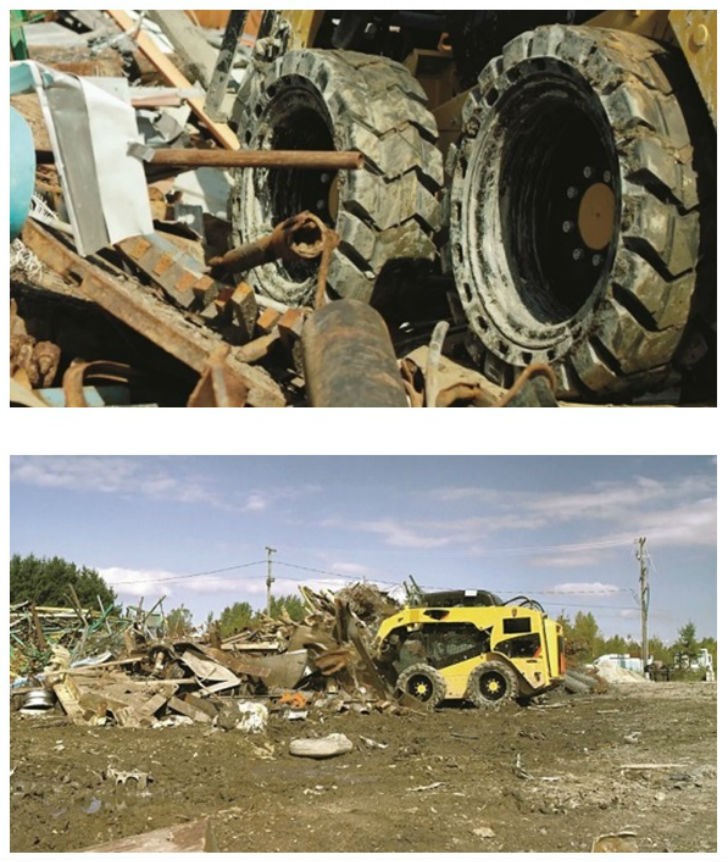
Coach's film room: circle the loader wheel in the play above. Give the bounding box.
[396,663,445,710]
[231,49,443,306]
[448,25,714,399]
[467,661,518,708]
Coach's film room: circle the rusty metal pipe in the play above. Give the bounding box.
[208,211,327,273]
[147,148,364,171]
[301,299,409,407]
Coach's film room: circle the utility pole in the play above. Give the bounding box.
[265,546,277,616]
[636,536,649,673]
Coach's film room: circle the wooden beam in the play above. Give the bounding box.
[105,10,240,150]
[22,221,286,407]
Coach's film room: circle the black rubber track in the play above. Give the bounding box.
[466,660,519,708]
[446,25,714,400]
[231,49,443,306]
[396,663,446,710]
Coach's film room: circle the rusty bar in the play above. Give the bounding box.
[21,220,285,407]
[148,148,364,171]
[301,299,409,407]
[209,211,326,273]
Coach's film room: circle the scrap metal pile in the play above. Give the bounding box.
[10,583,408,728]
[9,10,559,408]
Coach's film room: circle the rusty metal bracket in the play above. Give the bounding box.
[496,364,558,407]
[186,345,248,407]
[62,360,135,407]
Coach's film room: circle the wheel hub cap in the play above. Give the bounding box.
[577,182,616,250]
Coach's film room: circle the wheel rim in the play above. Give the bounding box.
[479,670,508,702]
[496,72,619,327]
[407,673,436,702]
[454,58,622,363]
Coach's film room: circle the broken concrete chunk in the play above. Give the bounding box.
[289,733,354,759]
[592,831,639,852]
[217,700,268,733]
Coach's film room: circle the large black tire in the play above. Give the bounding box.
[231,49,443,306]
[447,25,714,400]
[466,660,519,708]
[396,663,446,710]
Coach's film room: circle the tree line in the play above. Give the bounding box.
[558,609,717,671]
[10,553,305,637]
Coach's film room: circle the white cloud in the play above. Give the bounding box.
[329,561,371,576]
[12,457,224,508]
[100,566,177,601]
[529,553,603,568]
[11,457,325,517]
[244,494,268,512]
[354,519,451,549]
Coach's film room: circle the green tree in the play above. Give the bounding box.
[602,633,630,656]
[266,593,306,622]
[166,604,194,638]
[558,610,601,662]
[647,635,670,666]
[218,601,255,638]
[675,621,698,655]
[10,553,116,609]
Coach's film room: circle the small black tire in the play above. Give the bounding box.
[467,660,519,708]
[447,24,714,400]
[231,49,443,306]
[396,663,446,710]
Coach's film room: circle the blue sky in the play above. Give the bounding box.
[9,455,716,643]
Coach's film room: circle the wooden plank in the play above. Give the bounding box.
[52,677,85,722]
[21,221,286,407]
[82,816,217,852]
[106,9,240,150]
[167,695,213,723]
[147,10,219,88]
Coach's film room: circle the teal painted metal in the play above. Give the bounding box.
[10,106,35,240]
[10,11,30,60]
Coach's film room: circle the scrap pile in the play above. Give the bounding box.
[10,599,135,679]
[9,10,558,408]
[10,583,406,728]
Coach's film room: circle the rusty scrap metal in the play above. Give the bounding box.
[187,345,248,407]
[301,299,409,407]
[62,360,135,407]
[208,211,329,274]
[496,364,558,407]
[9,299,61,389]
[130,144,365,171]
[21,220,286,407]
[203,10,247,120]
[313,223,340,310]
[118,232,224,311]
[401,345,560,408]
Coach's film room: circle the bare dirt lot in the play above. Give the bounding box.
[9,681,717,853]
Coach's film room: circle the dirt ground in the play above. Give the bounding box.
[9,681,717,853]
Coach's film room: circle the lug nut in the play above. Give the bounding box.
[567,186,579,200]
[583,166,593,179]
[592,254,602,267]
[603,170,611,183]
[562,220,573,233]
[572,248,584,261]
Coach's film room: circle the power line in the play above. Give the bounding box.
[108,559,266,586]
